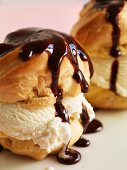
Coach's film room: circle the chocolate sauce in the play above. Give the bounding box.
[106,1,124,93]
[81,108,91,130]
[110,60,119,92]
[85,119,103,134]
[106,1,124,57]
[74,136,90,147]
[0,145,3,152]
[94,0,125,56]
[57,148,81,165]
[73,108,91,147]
[54,90,69,123]
[94,0,125,93]
[0,43,15,57]
[3,28,93,165]
[80,107,103,137]
[77,44,94,78]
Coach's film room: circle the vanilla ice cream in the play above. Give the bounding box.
[91,55,127,97]
[0,93,94,153]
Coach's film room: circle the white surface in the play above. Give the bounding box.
[0,1,127,170]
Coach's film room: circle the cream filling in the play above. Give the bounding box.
[0,93,95,153]
[91,55,127,97]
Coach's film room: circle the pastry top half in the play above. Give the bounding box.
[72,0,127,97]
[0,28,93,108]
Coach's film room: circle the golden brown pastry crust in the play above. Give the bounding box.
[71,1,127,58]
[85,83,127,110]
[0,47,90,109]
[0,119,83,160]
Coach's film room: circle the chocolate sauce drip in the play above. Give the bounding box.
[0,145,3,152]
[85,119,103,134]
[110,60,119,92]
[79,108,103,145]
[81,108,91,131]
[95,0,123,9]
[3,28,94,165]
[77,44,94,78]
[94,1,125,93]
[74,136,90,147]
[95,0,124,57]
[57,148,81,165]
[73,70,89,93]
[0,43,15,57]
[54,89,69,123]
[106,1,124,57]
[74,108,91,147]
[106,2,123,92]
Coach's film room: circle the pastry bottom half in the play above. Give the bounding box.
[0,119,83,160]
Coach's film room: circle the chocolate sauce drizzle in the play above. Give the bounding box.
[75,109,103,148]
[74,136,90,147]
[57,148,81,165]
[85,119,103,134]
[74,119,102,148]
[106,1,124,93]
[94,0,125,93]
[0,145,3,152]
[2,28,93,165]
[110,60,119,92]
[0,43,15,57]
[74,118,103,148]
[106,1,124,57]
[81,108,91,129]
[74,108,90,147]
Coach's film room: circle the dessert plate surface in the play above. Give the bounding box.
[0,0,127,170]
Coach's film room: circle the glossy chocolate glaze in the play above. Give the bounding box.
[0,145,3,152]
[81,103,103,136]
[85,119,103,134]
[110,60,119,92]
[81,108,90,129]
[77,44,94,78]
[94,0,125,93]
[75,109,103,147]
[3,28,93,165]
[74,136,90,147]
[74,108,91,148]
[0,43,15,57]
[106,1,124,57]
[106,1,124,93]
[57,148,81,165]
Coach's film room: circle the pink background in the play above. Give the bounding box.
[0,0,86,42]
